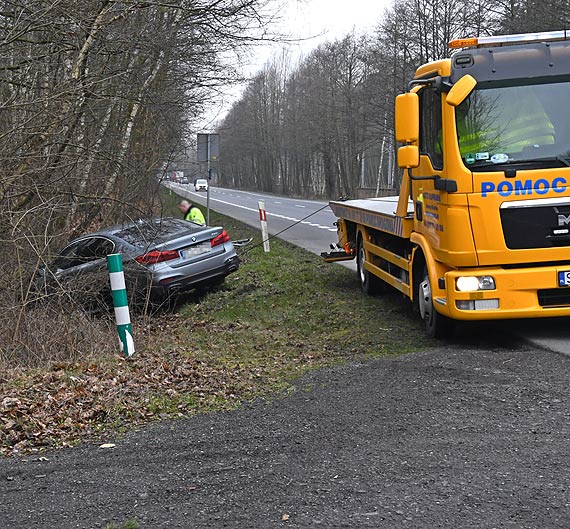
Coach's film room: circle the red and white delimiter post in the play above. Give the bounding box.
[258,201,270,253]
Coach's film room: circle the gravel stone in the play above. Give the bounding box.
[1,342,570,528]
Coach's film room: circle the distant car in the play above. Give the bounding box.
[179,176,189,184]
[31,217,239,309]
[195,178,208,191]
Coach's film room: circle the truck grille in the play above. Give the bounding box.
[538,288,570,307]
[500,198,570,249]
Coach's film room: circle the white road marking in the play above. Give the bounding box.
[188,193,335,232]
[169,183,336,232]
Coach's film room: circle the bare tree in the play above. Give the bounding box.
[219,0,568,202]
[0,0,277,360]
[499,0,570,33]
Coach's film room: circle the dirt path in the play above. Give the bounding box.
[2,342,570,528]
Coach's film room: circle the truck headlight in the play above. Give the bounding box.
[456,275,495,292]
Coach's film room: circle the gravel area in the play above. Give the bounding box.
[2,340,570,529]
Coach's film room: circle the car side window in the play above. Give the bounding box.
[53,241,84,270]
[83,238,115,260]
[54,238,115,270]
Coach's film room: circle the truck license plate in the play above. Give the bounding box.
[558,270,570,287]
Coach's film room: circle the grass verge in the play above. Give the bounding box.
[0,190,434,456]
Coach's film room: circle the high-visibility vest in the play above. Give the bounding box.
[459,111,555,155]
[458,89,555,157]
[184,206,205,225]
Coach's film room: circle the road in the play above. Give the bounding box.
[169,183,342,258]
[169,183,570,355]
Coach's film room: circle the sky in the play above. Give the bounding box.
[256,0,391,70]
[200,0,392,128]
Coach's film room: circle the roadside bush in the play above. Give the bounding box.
[0,302,117,368]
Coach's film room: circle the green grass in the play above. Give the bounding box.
[161,188,434,384]
[104,520,138,529]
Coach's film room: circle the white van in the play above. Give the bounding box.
[195,179,208,191]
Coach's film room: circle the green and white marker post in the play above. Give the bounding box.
[106,253,135,357]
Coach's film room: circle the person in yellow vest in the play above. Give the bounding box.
[456,85,555,162]
[178,199,206,225]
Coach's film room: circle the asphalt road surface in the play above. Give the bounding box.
[2,336,570,528]
[168,183,342,258]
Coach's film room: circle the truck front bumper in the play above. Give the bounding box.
[442,264,570,321]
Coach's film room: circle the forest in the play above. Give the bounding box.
[0,0,569,360]
[218,0,570,199]
[0,0,271,360]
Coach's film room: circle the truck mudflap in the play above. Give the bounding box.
[321,250,355,263]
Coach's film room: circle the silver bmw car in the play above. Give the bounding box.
[33,217,239,308]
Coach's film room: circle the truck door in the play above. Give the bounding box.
[414,84,477,267]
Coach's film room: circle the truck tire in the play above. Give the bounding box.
[418,266,454,338]
[357,235,382,295]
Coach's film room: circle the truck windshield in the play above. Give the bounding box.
[456,80,570,169]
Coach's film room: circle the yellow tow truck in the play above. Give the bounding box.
[323,30,570,337]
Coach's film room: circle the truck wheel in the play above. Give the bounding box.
[418,267,453,338]
[357,236,381,295]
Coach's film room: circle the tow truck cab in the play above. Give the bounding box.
[326,30,570,337]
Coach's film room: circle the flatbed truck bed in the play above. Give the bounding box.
[329,196,414,239]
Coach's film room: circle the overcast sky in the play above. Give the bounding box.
[200,0,392,128]
[269,0,390,60]
[240,0,393,76]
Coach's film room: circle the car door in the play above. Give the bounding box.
[49,237,116,309]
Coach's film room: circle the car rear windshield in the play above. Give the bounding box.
[116,218,199,245]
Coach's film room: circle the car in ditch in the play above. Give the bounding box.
[31,217,240,309]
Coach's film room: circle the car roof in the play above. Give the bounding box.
[89,217,203,246]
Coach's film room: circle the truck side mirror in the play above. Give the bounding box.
[395,92,420,168]
[446,74,477,107]
[395,93,419,143]
[398,145,420,169]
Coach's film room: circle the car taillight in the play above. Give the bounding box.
[211,230,230,247]
[135,249,179,265]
